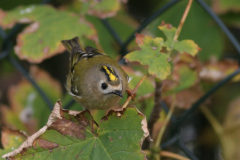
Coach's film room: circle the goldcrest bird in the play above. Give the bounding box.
[61,37,129,110]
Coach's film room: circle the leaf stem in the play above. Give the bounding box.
[173,0,193,42]
[160,151,190,160]
[122,74,150,109]
[154,95,176,148]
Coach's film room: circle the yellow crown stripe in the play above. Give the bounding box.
[103,66,118,81]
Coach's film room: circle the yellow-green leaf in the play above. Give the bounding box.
[124,33,171,80]
[79,0,126,19]
[171,65,198,93]
[173,40,201,56]
[158,23,201,56]
[0,5,97,63]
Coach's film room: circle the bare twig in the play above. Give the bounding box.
[148,80,162,133]
[122,74,149,109]
[173,0,193,42]
[142,80,162,149]
[149,96,176,160]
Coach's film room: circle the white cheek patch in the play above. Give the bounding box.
[98,80,122,94]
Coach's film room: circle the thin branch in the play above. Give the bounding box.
[148,80,162,132]
[142,80,162,149]
[122,74,150,109]
[160,151,190,160]
[173,0,193,42]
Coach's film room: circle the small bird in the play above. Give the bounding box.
[61,37,129,110]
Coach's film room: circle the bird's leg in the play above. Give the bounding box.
[126,89,137,101]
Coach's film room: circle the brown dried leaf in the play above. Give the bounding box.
[199,59,240,82]
[162,54,203,109]
[163,85,204,109]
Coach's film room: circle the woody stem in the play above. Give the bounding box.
[122,74,150,109]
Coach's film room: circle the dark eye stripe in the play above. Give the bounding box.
[101,66,119,82]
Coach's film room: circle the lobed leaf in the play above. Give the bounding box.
[124,33,171,80]
[2,101,149,160]
[149,1,223,61]
[158,22,201,56]
[0,5,97,63]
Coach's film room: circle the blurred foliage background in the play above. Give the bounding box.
[1,0,240,159]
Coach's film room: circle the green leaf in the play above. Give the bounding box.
[125,34,171,80]
[158,23,201,56]
[79,0,126,19]
[149,0,224,61]
[172,65,198,93]
[2,101,149,159]
[157,23,176,49]
[0,5,97,63]
[0,127,27,158]
[173,40,201,56]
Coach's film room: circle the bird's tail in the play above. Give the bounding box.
[61,37,85,53]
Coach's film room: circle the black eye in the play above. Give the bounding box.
[101,83,108,90]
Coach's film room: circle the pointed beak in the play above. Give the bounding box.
[112,90,123,98]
